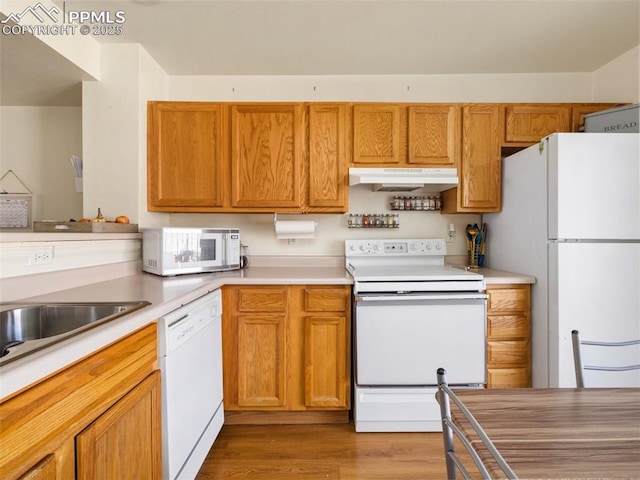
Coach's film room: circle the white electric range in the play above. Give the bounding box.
[346,238,487,432]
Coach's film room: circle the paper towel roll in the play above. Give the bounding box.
[275,220,317,239]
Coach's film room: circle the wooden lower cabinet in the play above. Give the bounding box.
[0,324,161,480]
[485,284,532,388]
[222,285,351,424]
[76,371,161,479]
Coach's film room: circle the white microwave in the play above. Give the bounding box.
[142,227,240,276]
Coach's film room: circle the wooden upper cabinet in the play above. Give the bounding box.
[308,104,348,211]
[352,104,401,164]
[230,104,304,209]
[503,104,571,145]
[570,103,624,132]
[441,104,501,213]
[147,102,224,210]
[408,105,460,167]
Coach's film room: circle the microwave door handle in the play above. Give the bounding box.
[221,235,227,262]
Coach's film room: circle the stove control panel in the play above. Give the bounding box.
[345,238,447,256]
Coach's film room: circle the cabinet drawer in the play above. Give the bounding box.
[487,314,529,339]
[487,287,530,313]
[304,288,348,313]
[487,367,530,388]
[487,340,530,366]
[237,287,288,312]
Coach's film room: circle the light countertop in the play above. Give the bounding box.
[0,266,351,400]
[0,263,532,400]
[468,267,535,285]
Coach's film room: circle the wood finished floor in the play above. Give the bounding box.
[196,423,450,479]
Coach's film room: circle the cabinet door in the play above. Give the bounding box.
[442,104,501,213]
[223,286,289,409]
[352,104,401,164]
[308,104,348,211]
[230,104,303,208]
[17,447,74,480]
[301,287,350,409]
[76,370,162,480]
[408,105,460,166]
[147,102,225,210]
[503,104,571,144]
[18,455,57,480]
[304,315,349,408]
[237,314,287,407]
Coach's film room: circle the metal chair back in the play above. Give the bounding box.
[436,368,518,480]
[572,329,640,388]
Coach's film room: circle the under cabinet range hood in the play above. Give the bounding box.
[349,167,459,192]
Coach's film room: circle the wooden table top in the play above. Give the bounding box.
[452,388,640,479]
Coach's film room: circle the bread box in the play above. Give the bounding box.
[584,104,639,133]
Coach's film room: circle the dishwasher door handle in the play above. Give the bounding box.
[168,314,190,328]
[355,293,488,303]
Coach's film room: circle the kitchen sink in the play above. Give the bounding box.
[0,301,150,364]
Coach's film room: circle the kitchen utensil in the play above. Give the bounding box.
[466,225,479,268]
[478,223,487,266]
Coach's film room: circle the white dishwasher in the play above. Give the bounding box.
[158,289,224,480]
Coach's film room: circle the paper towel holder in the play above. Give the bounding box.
[273,213,317,241]
[273,212,313,225]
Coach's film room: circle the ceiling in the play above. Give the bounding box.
[1,0,639,106]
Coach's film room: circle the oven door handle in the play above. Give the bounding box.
[354,293,488,302]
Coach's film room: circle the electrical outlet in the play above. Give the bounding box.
[446,223,456,243]
[28,247,54,265]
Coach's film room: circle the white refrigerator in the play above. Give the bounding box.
[486,133,640,387]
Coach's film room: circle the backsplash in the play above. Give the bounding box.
[168,186,480,257]
[0,235,142,301]
[0,236,141,279]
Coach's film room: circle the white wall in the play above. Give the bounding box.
[82,44,169,225]
[592,46,640,102]
[0,106,83,221]
[169,72,595,103]
[137,45,171,228]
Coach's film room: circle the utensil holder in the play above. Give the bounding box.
[466,238,479,269]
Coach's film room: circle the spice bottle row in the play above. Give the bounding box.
[390,195,441,211]
[348,213,399,228]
